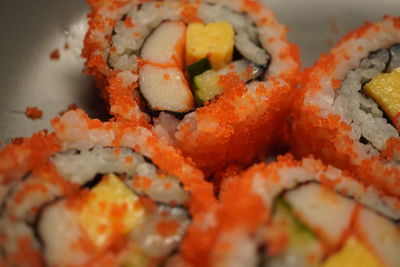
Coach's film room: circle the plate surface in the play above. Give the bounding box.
[0,0,399,144]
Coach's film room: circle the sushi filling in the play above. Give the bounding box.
[0,146,190,266]
[109,0,270,117]
[333,43,400,151]
[262,183,400,267]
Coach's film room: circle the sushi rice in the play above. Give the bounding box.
[292,16,400,197]
[179,155,400,267]
[1,3,400,267]
[83,0,300,173]
[0,109,215,266]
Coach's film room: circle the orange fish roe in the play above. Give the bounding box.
[25,106,43,120]
[69,233,97,255]
[123,16,135,28]
[156,219,180,237]
[242,0,262,14]
[176,72,295,175]
[65,189,92,211]
[180,2,203,23]
[182,154,397,266]
[11,137,24,145]
[105,74,149,126]
[132,176,141,190]
[50,49,60,60]
[13,183,48,204]
[82,0,300,177]
[292,105,359,168]
[34,160,80,197]
[52,108,216,215]
[144,133,215,214]
[138,197,157,213]
[59,103,78,116]
[393,16,400,29]
[163,182,172,190]
[213,164,244,194]
[0,131,60,186]
[292,16,400,197]
[33,178,138,265]
[7,236,44,267]
[381,137,400,160]
[139,176,152,189]
[163,73,170,80]
[108,203,130,228]
[160,210,170,218]
[114,147,122,155]
[319,174,341,189]
[182,161,273,266]
[124,155,133,163]
[331,78,341,89]
[337,21,374,46]
[0,234,7,243]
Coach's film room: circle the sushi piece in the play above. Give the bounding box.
[83,0,300,173]
[179,155,400,267]
[292,16,400,197]
[0,109,215,266]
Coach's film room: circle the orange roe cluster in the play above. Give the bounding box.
[181,154,395,266]
[178,74,296,175]
[7,236,44,267]
[50,49,60,60]
[1,109,216,266]
[59,103,78,116]
[291,15,400,198]
[0,131,82,266]
[156,220,180,237]
[25,106,43,120]
[56,186,134,266]
[292,90,400,197]
[181,163,268,266]
[178,155,304,266]
[180,1,203,23]
[51,108,216,215]
[82,0,300,174]
[0,131,60,186]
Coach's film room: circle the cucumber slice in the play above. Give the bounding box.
[193,70,223,106]
[121,250,150,267]
[187,57,212,80]
[266,197,323,267]
[274,197,316,244]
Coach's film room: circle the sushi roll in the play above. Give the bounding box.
[292,16,400,197]
[179,155,400,267]
[83,0,300,173]
[0,109,215,266]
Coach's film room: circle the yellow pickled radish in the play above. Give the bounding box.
[364,68,400,128]
[186,21,234,70]
[78,174,144,247]
[321,237,383,267]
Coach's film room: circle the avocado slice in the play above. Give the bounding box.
[187,57,212,81]
[266,197,323,267]
[193,70,223,106]
[121,250,151,267]
[274,197,316,245]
